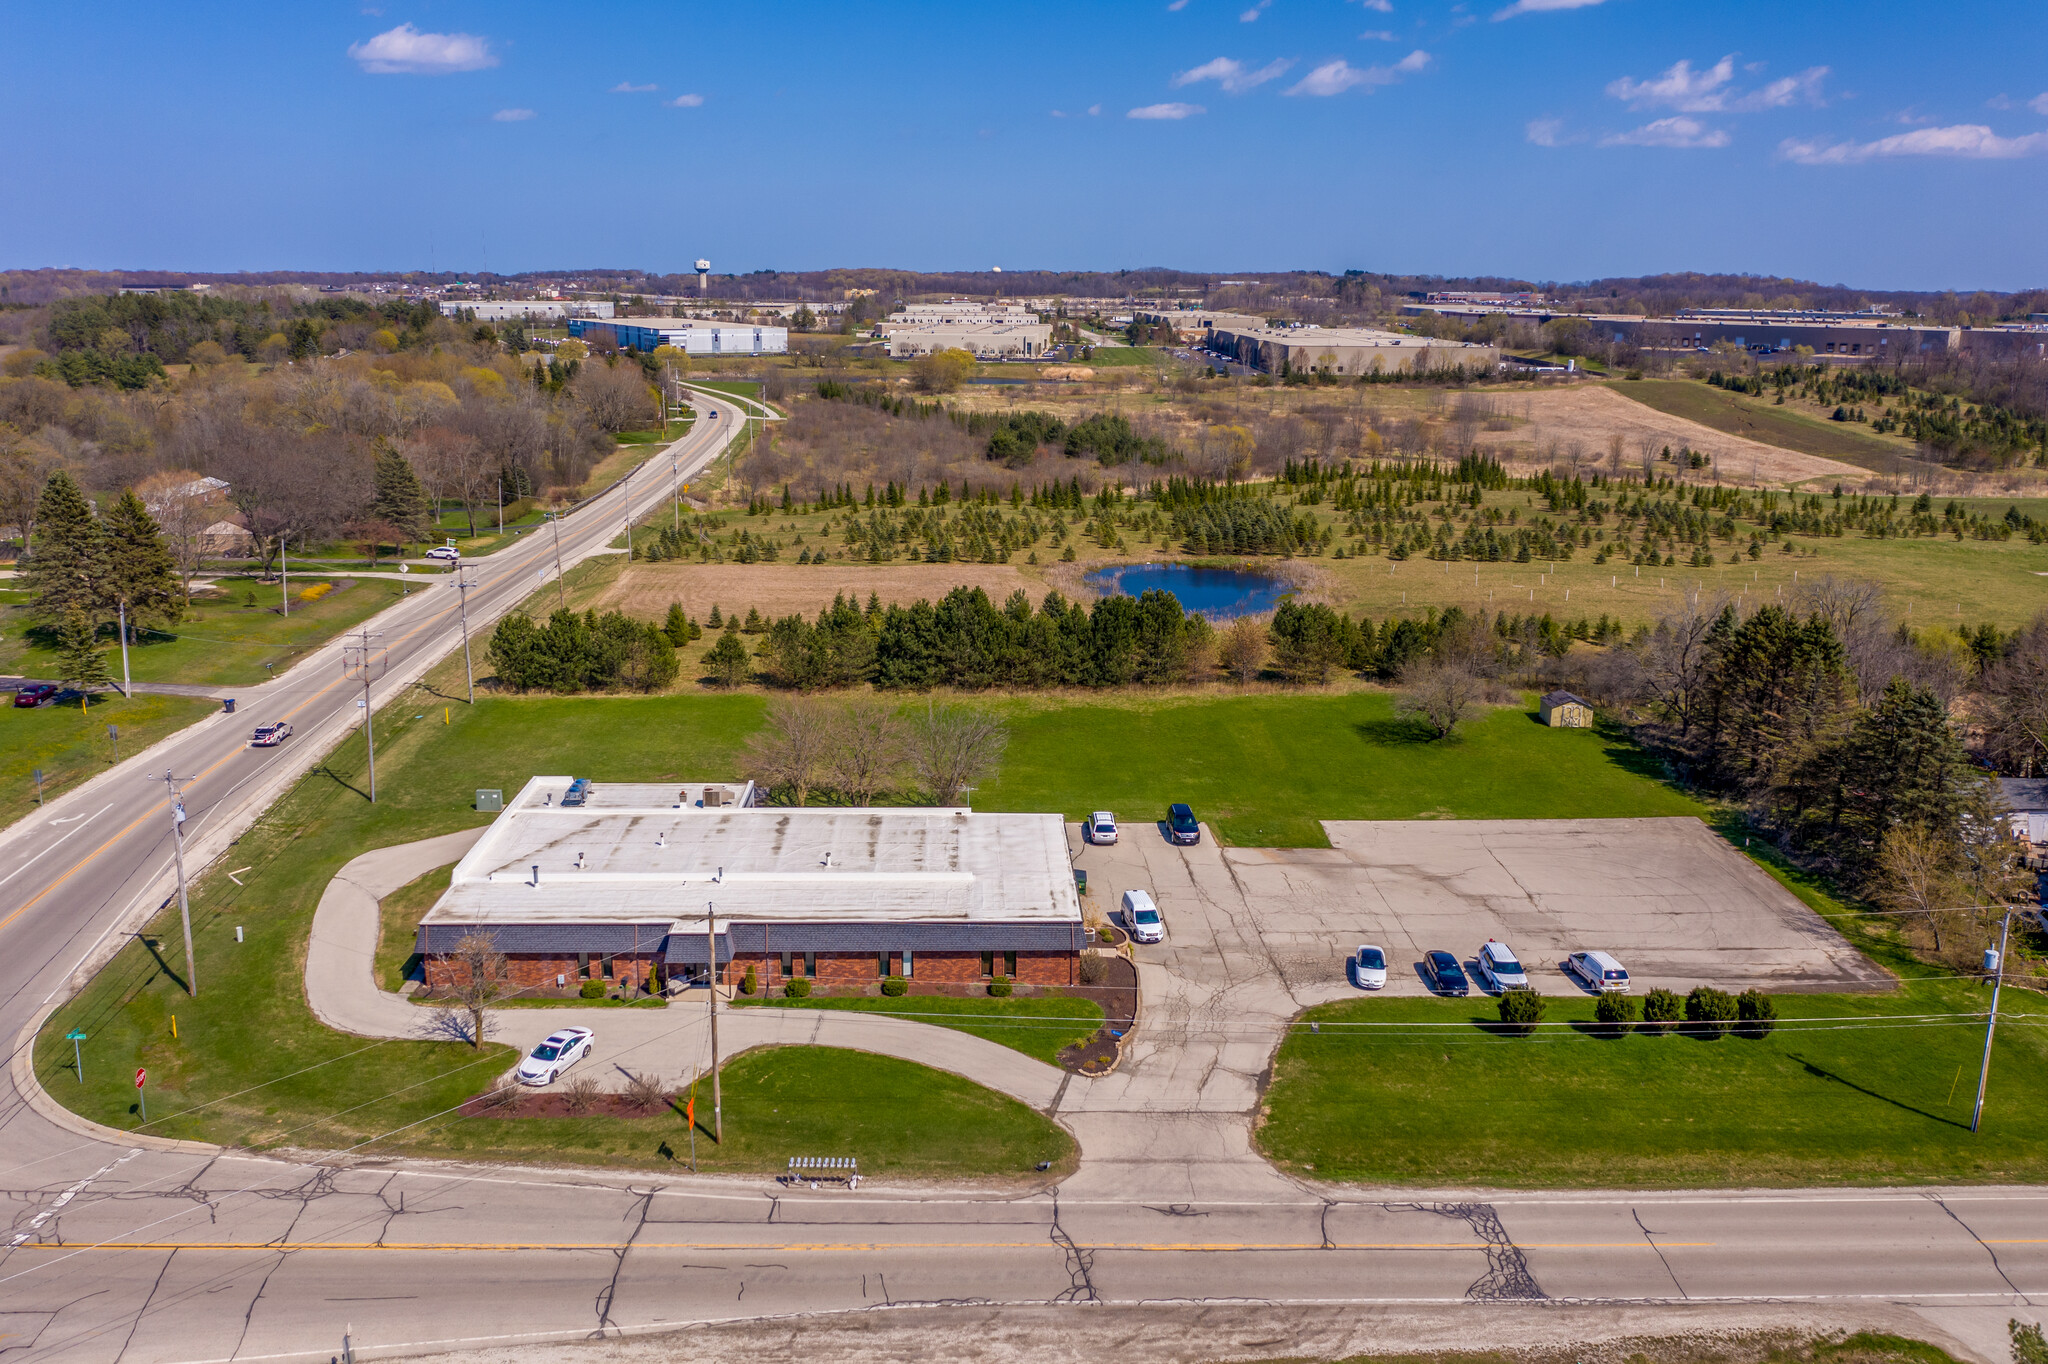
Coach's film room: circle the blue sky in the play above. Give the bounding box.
[4,2,2045,289]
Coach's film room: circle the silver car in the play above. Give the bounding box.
[517,1027,594,1085]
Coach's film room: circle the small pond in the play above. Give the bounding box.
[1083,563,1290,620]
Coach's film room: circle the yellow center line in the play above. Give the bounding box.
[13,1239,1720,1253]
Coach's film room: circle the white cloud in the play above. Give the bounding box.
[347,23,495,74]
[491,108,535,122]
[1358,0,1393,9]
[1525,116,1567,147]
[1600,116,1730,148]
[1128,101,1206,119]
[1173,56,1292,93]
[1360,29,1396,40]
[1780,124,2048,165]
[1493,0,1604,19]
[1168,0,1191,9]
[1240,0,1271,19]
[610,81,656,94]
[666,93,705,108]
[2032,92,2048,115]
[1285,49,1428,96]
[1608,56,1827,113]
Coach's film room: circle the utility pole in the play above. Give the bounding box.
[705,901,722,1143]
[547,511,568,610]
[117,600,131,698]
[455,568,479,703]
[671,451,682,534]
[280,534,289,618]
[343,630,387,801]
[497,477,505,537]
[1970,907,2015,1134]
[159,770,197,996]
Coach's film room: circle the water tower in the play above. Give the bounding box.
[695,259,711,295]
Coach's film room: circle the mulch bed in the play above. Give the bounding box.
[1057,954,1139,1076]
[458,1090,681,1121]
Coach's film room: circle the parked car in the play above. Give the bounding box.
[1474,939,1530,993]
[1352,944,1387,990]
[517,1027,595,1086]
[424,545,460,562]
[1083,811,1118,845]
[1167,803,1201,845]
[1122,889,1164,944]
[13,683,57,708]
[249,722,293,747]
[1565,950,1631,993]
[1422,949,1469,996]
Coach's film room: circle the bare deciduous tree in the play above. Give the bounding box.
[576,360,658,433]
[1395,658,1485,739]
[136,469,228,602]
[1982,611,2048,777]
[829,699,905,806]
[905,702,1007,805]
[749,696,834,805]
[440,931,515,1049]
[1219,616,1267,685]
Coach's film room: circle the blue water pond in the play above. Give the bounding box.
[1083,563,1290,620]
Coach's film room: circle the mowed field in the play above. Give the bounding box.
[1607,380,1965,482]
[1524,384,1882,486]
[600,560,1053,621]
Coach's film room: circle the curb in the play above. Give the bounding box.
[9,996,222,1156]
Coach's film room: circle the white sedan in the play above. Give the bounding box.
[1084,811,1118,845]
[1352,944,1387,990]
[517,1027,594,1085]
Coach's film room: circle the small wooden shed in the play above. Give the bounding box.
[1539,690,1593,728]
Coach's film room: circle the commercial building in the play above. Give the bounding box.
[1134,309,1265,341]
[886,321,1053,359]
[1209,324,1498,376]
[415,777,1085,995]
[885,302,1040,327]
[439,300,615,322]
[567,318,789,356]
[1397,303,1959,359]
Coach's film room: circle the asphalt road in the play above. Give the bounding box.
[0,402,2041,1363]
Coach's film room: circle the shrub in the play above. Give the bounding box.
[297,582,334,603]
[621,1070,672,1114]
[1495,988,1545,1037]
[1079,953,1110,985]
[880,976,907,997]
[1736,988,1777,1038]
[783,977,811,998]
[559,1073,601,1115]
[741,966,758,996]
[578,979,605,1000]
[988,974,1013,998]
[1593,990,1637,1037]
[1641,987,1683,1035]
[1685,986,1739,1039]
[1098,926,1116,944]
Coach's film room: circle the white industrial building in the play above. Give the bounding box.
[1209,324,1498,376]
[567,319,790,356]
[439,300,615,322]
[884,302,1041,329]
[887,322,1053,360]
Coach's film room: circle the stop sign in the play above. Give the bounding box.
[135,1068,146,1089]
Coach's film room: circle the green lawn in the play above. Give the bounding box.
[0,575,408,688]
[1083,346,1171,367]
[979,692,1703,846]
[739,994,1104,1065]
[376,863,451,992]
[1609,379,1930,474]
[0,691,217,829]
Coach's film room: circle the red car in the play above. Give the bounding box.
[250,722,293,747]
[13,684,57,708]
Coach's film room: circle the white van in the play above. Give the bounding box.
[1122,889,1164,944]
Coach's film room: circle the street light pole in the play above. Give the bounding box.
[1970,907,2015,1134]
[160,770,197,996]
[117,600,131,698]
[547,511,568,610]
[455,568,479,704]
[280,534,289,618]
[705,901,722,1144]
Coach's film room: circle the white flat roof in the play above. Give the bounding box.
[1216,325,1489,349]
[422,777,1080,930]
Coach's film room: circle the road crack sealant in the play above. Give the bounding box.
[1385,1202,1547,1301]
[1048,1191,1100,1304]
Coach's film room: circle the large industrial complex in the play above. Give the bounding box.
[566,317,790,355]
[1208,323,1499,376]
[414,777,1086,995]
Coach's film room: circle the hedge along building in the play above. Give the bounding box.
[415,777,1084,995]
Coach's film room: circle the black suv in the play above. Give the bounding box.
[1168,803,1201,845]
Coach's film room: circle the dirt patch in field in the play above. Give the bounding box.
[1513,386,1874,488]
[600,562,1049,620]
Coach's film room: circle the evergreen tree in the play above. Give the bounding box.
[662,601,692,648]
[103,489,184,633]
[20,470,108,626]
[54,606,112,701]
[705,631,751,687]
[371,443,433,544]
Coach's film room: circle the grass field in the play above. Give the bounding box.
[376,863,450,992]
[1260,855,2048,1188]
[0,691,217,829]
[1610,380,1932,474]
[0,575,408,688]
[739,994,1105,1065]
[1082,347,1172,368]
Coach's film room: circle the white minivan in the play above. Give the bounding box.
[1122,889,1164,944]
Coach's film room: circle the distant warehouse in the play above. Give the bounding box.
[887,321,1053,360]
[1210,324,1499,377]
[440,300,614,322]
[415,777,1085,996]
[567,318,789,356]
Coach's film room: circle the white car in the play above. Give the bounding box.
[1083,811,1118,845]
[1475,940,1530,993]
[1122,889,1164,944]
[1352,944,1387,990]
[517,1027,594,1085]
[425,546,460,562]
[1564,950,1631,993]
